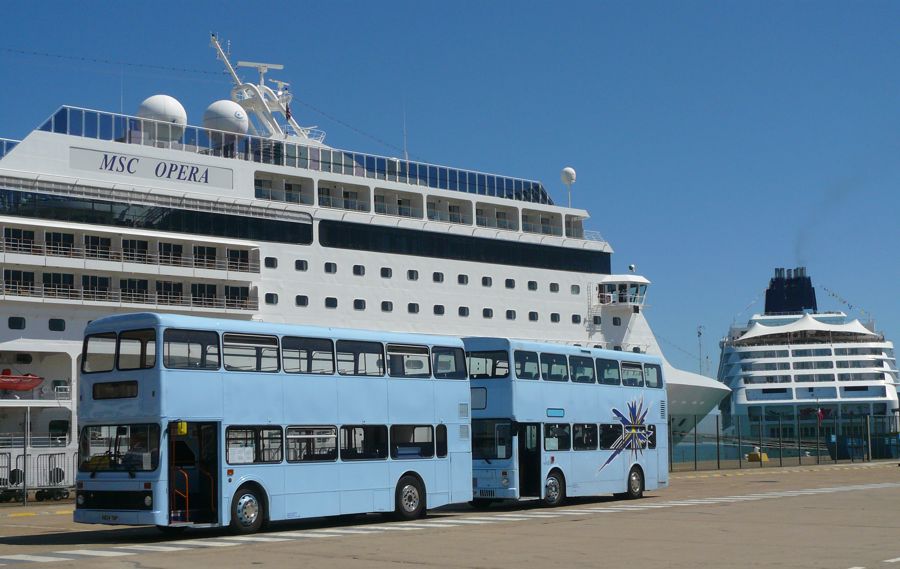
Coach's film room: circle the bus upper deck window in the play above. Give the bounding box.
[621,363,644,387]
[163,329,220,370]
[83,332,116,373]
[118,329,156,370]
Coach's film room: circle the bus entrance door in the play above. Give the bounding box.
[167,422,219,525]
[517,423,541,498]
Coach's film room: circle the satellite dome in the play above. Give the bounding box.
[560,167,577,186]
[203,100,249,134]
[137,94,187,141]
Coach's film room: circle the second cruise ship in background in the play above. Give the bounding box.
[0,35,726,498]
[718,267,898,443]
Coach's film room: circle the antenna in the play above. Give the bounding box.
[697,325,705,375]
[402,101,409,162]
[237,60,284,86]
[560,167,576,208]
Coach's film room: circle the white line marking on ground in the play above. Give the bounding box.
[433,518,494,524]
[307,528,381,535]
[172,539,239,547]
[57,550,135,557]
[221,535,293,542]
[882,557,900,563]
[0,554,73,562]
[115,544,189,552]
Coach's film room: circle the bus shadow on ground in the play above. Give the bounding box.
[0,495,661,547]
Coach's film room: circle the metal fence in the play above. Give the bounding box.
[669,414,900,471]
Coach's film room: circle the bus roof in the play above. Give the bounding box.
[85,312,465,347]
[462,336,663,365]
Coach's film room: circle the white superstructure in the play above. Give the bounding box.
[0,36,727,495]
[718,268,899,439]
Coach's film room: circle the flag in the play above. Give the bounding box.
[816,407,825,425]
[285,103,292,122]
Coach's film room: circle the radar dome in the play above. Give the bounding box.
[203,100,249,134]
[137,95,187,141]
[560,167,577,186]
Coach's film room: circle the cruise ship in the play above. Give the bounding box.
[717,267,898,439]
[0,35,726,499]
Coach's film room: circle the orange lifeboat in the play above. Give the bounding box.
[0,369,44,391]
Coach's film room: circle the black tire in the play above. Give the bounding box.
[230,486,265,534]
[470,498,494,509]
[543,471,565,507]
[395,475,425,520]
[626,466,644,499]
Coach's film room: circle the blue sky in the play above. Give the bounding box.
[1,2,898,375]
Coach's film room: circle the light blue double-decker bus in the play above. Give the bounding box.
[74,313,472,533]
[464,337,668,507]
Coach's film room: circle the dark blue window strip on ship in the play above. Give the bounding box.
[0,188,313,245]
[318,220,609,274]
[39,106,553,205]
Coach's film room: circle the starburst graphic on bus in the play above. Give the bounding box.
[598,398,650,472]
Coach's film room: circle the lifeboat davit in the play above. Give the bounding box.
[0,369,44,391]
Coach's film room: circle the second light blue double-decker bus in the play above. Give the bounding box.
[74,313,472,533]
[464,337,668,507]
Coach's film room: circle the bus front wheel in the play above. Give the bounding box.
[230,486,265,534]
[543,472,565,507]
[626,466,644,499]
[395,475,425,520]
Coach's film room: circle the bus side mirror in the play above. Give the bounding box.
[176,421,188,436]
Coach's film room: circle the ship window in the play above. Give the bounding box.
[529,311,538,322]
[353,299,366,310]
[295,295,309,307]
[550,313,560,323]
[49,318,66,332]
[572,314,582,324]
[381,301,393,312]
[482,308,493,319]
[325,297,338,309]
[482,276,492,287]
[506,310,516,320]
[264,293,278,305]
[408,303,419,314]
[295,260,308,271]
[550,283,559,293]
[381,267,392,278]
[571,284,581,295]
[434,305,445,315]
[458,274,469,285]
[324,262,337,274]
[8,317,25,330]
[593,315,601,326]
[264,257,278,269]
[353,264,365,276]
[407,270,419,281]
[505,279,515,289]
[458,306,470,317]
[528,281,538,291]
[613,317,622,326]
[433,272,444,283]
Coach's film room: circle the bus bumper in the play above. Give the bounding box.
[473,467,518,500]
[74,508,163,526]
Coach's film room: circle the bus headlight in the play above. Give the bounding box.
[501,476,510,487]
[144,495,152,507]
[76,493,85,506]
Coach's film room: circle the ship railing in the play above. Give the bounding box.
[0,282,259,311]
[475,216,518,231]
[318,195,370,212]
[594,292,647,306]
[38,106,556,207]
[521,222,563,236]
[374,203,424,219]
[0,239,260,273]
[426,210,471,225]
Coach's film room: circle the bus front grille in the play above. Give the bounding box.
[478,489,495,498]
[76,490,152,510]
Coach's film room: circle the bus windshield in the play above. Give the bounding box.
[79,423,160,472]
[472,419,512,460]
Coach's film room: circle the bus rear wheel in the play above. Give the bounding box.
[626,466,644,499]
[543,472,565,507]
[230,486,265,534]
[395,476,425,520]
